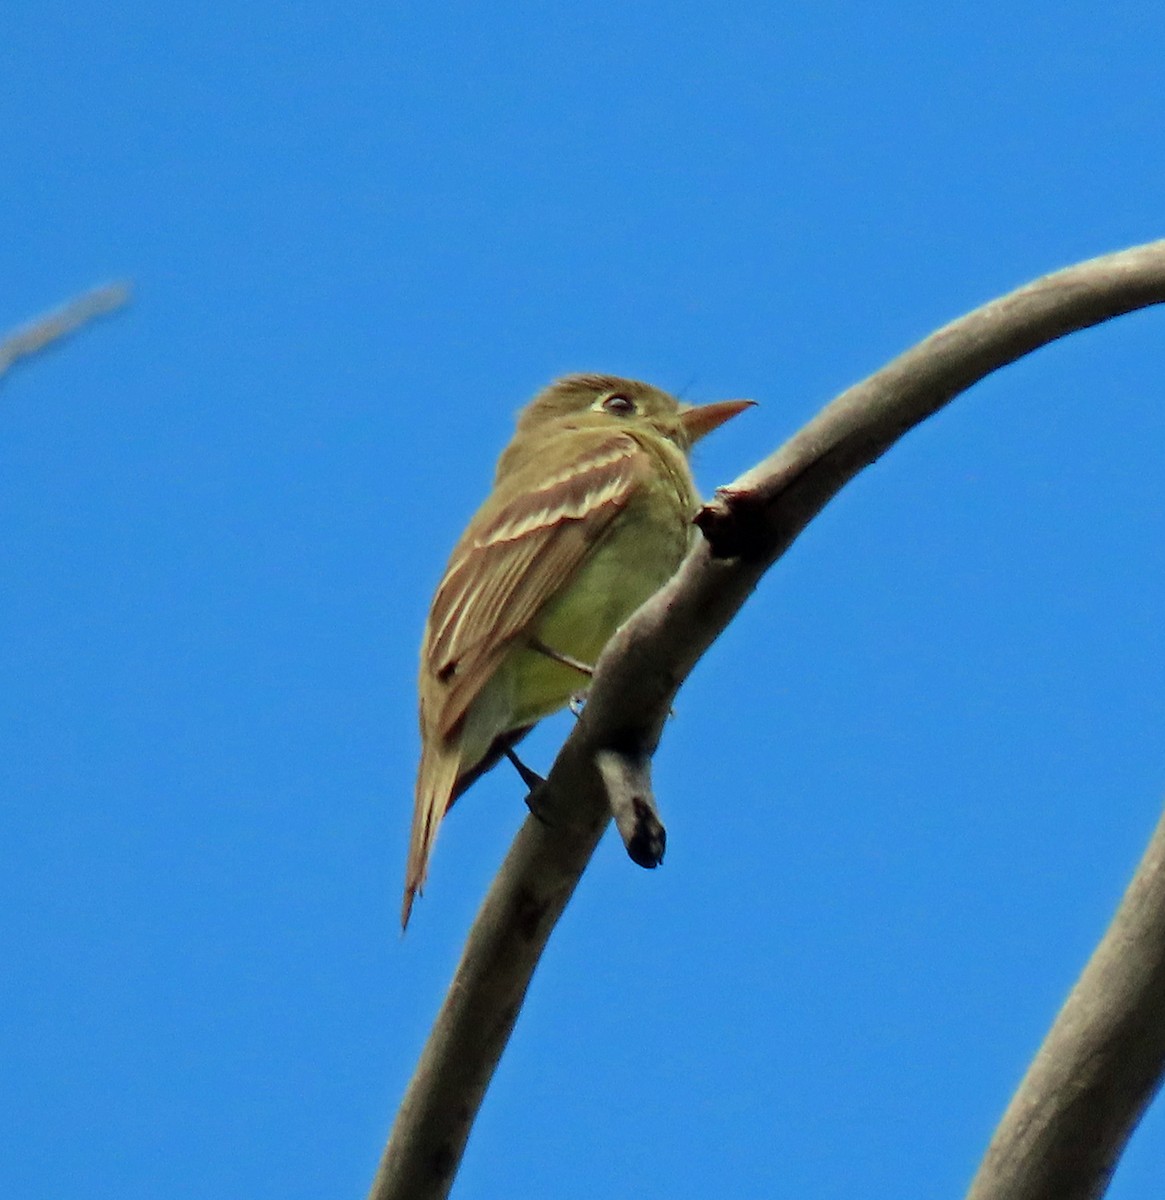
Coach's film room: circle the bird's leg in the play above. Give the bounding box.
[504,746,552,825]
[529,637,593,718]
[528,637,594,678]
[504,744,544,791]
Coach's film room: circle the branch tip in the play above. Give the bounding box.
[0,280,133,380]
[595,749,666,869]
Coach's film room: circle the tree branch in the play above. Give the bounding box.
[369,240,1165,1200]
[0,282,132,382]
[966,804,1165,1200]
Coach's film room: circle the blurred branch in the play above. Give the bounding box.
[0,281,132,381]
[370,240,1165,1200]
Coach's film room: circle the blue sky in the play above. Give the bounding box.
[3,3,1164,1196]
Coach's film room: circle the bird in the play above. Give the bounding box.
[403,373,752,927]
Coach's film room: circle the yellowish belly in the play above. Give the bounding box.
[457,502,691,767]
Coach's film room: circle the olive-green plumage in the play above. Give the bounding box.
[404,373,750,927]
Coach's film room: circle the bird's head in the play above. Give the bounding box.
[514,373,754,452]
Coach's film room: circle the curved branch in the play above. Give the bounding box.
[965,804,1165,1200]
[369,240,1165,1200]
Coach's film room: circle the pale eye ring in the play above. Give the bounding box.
[601,393,635,415]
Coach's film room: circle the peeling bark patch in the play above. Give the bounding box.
[695,490,768,559]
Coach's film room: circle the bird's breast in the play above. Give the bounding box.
[508,487,692,726]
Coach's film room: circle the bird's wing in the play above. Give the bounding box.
[422,430,650,742]
[403,431,653,927]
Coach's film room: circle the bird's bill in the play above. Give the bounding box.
[678,398,756,443]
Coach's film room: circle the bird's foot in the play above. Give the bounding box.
[504,746,552,825]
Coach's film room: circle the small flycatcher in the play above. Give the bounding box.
[404,373,751,927]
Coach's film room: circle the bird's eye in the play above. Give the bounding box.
[601,393,636,416]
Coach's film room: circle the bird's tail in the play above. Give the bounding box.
[402,744,461,930]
